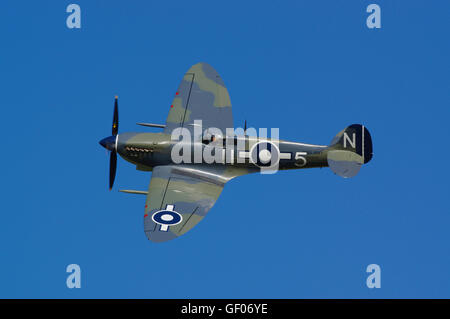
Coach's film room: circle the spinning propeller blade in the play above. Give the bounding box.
[99,96,120,190]
[112,96,119,136]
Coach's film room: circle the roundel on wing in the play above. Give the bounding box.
[152,210,182,226]
[151,206,183,232]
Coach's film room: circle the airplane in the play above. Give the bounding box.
[99,62,373,243]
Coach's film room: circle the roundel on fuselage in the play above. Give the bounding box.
[250,141,280,168]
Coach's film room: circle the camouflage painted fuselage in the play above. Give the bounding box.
[116,132,329,173]
[100,62,373,242]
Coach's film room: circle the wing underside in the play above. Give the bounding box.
[143,165,226,242]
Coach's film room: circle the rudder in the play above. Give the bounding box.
[327,124,373,178]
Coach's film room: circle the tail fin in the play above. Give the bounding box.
[327,124,373,178]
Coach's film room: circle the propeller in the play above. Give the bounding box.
[112,96,119,135]
[244,120,247,134]
[109,148,117,190]
[99,96,119,190]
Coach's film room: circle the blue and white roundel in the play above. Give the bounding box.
[152,205,182,232]
[250,141,280,168]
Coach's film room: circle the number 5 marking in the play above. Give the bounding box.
[295,152,307,167]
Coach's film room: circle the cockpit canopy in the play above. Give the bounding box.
[202,128,223,145]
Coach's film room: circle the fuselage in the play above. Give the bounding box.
[115,132,329,172]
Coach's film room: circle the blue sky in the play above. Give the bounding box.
[1,0,449,298]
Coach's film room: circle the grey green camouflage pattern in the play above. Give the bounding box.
[105,63,373,242]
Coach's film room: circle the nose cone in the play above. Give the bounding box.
[99,135,116,151]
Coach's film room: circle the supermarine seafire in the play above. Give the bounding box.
[99,63,373,242]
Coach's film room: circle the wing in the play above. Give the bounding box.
[143,165,242,242]
[163,62,233,137]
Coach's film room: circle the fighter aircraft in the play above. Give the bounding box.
[99,62,373,242]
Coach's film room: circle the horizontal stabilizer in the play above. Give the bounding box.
[137,123,166,128]
[327,150,362,178]
[119,189,148,195]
